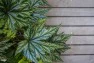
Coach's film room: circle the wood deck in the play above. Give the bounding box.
[46,0,94,63]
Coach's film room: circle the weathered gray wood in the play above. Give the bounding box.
[66,36,94,44]
[47,8,94,16]
[46,17,94,25]
[47,0,94,63]
[54,56,94,63]
[58,27,94,35]
[63,46,94,54]
[47,0,94,7]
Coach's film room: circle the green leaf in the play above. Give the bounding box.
[3,29,16,38]
[0,39,14,62]
[0,0,49,31]
[15,40,27,55]
[18,57,30,63]
[16,21,59,63]
[46,32,70,62]
[0,0,70,63]
[38,60,43,63]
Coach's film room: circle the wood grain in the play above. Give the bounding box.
[54,56,94,63]
[58,27,94,35]
[47,0,94,7]
[63,46,94,54]
[47,8,94,16]
[47,0,94,63]
[46,17,94,25]
[66,36,94,44]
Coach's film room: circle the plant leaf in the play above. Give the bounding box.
[16,21,59,63]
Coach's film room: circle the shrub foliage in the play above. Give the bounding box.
[0,0,70,63]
